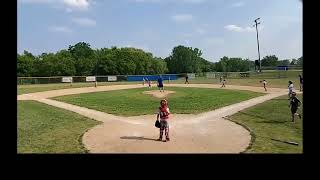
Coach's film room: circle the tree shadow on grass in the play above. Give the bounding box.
[120,136,158,141]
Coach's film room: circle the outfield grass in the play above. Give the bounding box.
[175,77,300,89]
[52,87,264,116]
[175,70,302,88]
[17,81,138,95]
[229,94,303,153]
[18,100,101,153]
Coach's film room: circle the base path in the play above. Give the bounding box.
[18,84,290,153]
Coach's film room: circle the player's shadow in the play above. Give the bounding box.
[120,136,158,141]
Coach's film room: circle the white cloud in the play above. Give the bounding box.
[18,0,54,3]
[172,14,193,23]
[133,0,161,3]
[231,2,245,7]
[179,0,206,3]
[19,0,92,11]
[48,26,73,33]
[62,0,90,10]
[132,0,206,4]
[224,24,261,32]
[72,17,96,27]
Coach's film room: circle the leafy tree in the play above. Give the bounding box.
[68,42,95,76]
[278,59,290,66]
[290,58,297,65]
[17,51,36,77]
[261,55,279,66]
[297,56,303,65]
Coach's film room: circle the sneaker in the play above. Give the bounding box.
[157,138,162,141]
[166,138,170,141]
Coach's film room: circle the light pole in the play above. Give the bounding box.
[254,18,261,72]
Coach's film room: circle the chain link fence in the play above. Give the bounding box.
[17,69,301,85]
[17,75,128,85]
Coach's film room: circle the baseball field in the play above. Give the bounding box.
[17,72,303,153]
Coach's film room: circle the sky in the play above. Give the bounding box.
[18,0,302,62]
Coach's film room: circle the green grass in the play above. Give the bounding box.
[175,70,303,88]
[17,81,138,95]
[52,87,264,116]
[18,100,101,153]
[229,94,303,153]
[174,76,300,89]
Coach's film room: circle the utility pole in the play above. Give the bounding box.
[254,18,261,72]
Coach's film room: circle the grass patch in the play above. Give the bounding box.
[228,94,303,153]
[52,87,263,116]
[175,77,301,89]
[175,70,303,88]
[17,81,138,95]
[17,100,101,153]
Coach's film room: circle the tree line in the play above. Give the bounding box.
[17,42,303,77]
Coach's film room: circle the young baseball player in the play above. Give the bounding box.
[299,75,303,92]
[221,79,226,88]
[148,79,151,88]
[157,75,164,92]
[262,80,267,91]
[185,75,189,84]
[156,99,170,142]
[289,92,302,122]
[288,81,294,99]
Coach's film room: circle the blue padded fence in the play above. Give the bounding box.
[127,74,178,81]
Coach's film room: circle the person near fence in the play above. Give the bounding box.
[157,75,164,92]
[262,80,267,91]
[156,99,170,142]
[288,81,294,99]
[221,79,226,88]
[185,75,189,84]
[289,92,302,122]
[144,78,150,88]
[299,74,303,92]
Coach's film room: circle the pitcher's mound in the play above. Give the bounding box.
[143,90,176,98]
